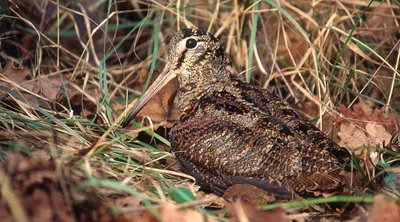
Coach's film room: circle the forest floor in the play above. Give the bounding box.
[1,0,400,221]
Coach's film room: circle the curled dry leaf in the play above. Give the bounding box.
[24,75,70,105]
[118,68,179,138]
[337,103,398,182]
[337,122,393,192]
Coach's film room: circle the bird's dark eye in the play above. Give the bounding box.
[186,38,198,49]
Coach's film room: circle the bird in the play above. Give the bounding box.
[121,28,352,200]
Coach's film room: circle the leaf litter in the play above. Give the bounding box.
[0,63,72,108]
[116,68,179,138]
[1,0,400,221]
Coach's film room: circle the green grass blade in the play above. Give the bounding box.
[246,1,260,83]
[259,195,376,210]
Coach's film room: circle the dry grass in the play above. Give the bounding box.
[1,0,400,221]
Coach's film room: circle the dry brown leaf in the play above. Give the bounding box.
[337,122,392,183]
[0,63,30,99]
[196,192,226,208]
[0,63,30,87]
[364,8,397,42]
[119,68,179,136]
[223,184,275,205]
[1,153,75,222]
[365,122,392,146]
[21,75,71,107]
[227,201,289,222]
[369,109,400,134]
[2,152,130,222]
[112,196,144,221]
[135,202,215,222]
[0,63,71,107]
[338,122,392,152]
[129,210,159,222]
[135,68,179,123]
[368,195,400,222]
[358,99,374,116]
[338,123,368,152]
[336,104,399,134]
[161,202,212,222]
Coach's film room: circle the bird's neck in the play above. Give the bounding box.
[176,67,232,118]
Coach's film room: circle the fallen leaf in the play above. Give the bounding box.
[338,122,392,152]
[227,201,289,222]
[131,210,159,222]
[0,63,30,85]
[20,34,37,57]
[365,122,392,146]
[1,152,128,222]
[338,123,369,152]
[113,196,143,221]
[0,63,30,98]
[336,104,399,134]
[223,184,275,205]
[163,202,212,222]
[338,121,394,186]
[0,63,72,107]
[2,153,75,222]
[137,202,215,222]
[358,99,374,116]
[368,195,400,222]
[196,192,226,208]
[369,109,400,134]
[125,68,179,124]
[21,74,71,107]
[364,8,397,42]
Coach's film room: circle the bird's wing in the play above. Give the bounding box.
[229,77,351,165]
[170,115,345,197]
[170,116,294,198]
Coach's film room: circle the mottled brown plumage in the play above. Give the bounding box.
[122,29,351,199]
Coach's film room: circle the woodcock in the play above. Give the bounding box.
[121,29,352,199]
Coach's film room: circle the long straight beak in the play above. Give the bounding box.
[121,63,176,127]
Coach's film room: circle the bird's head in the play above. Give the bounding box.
[168,29,229,74]
[121,29,230,127]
